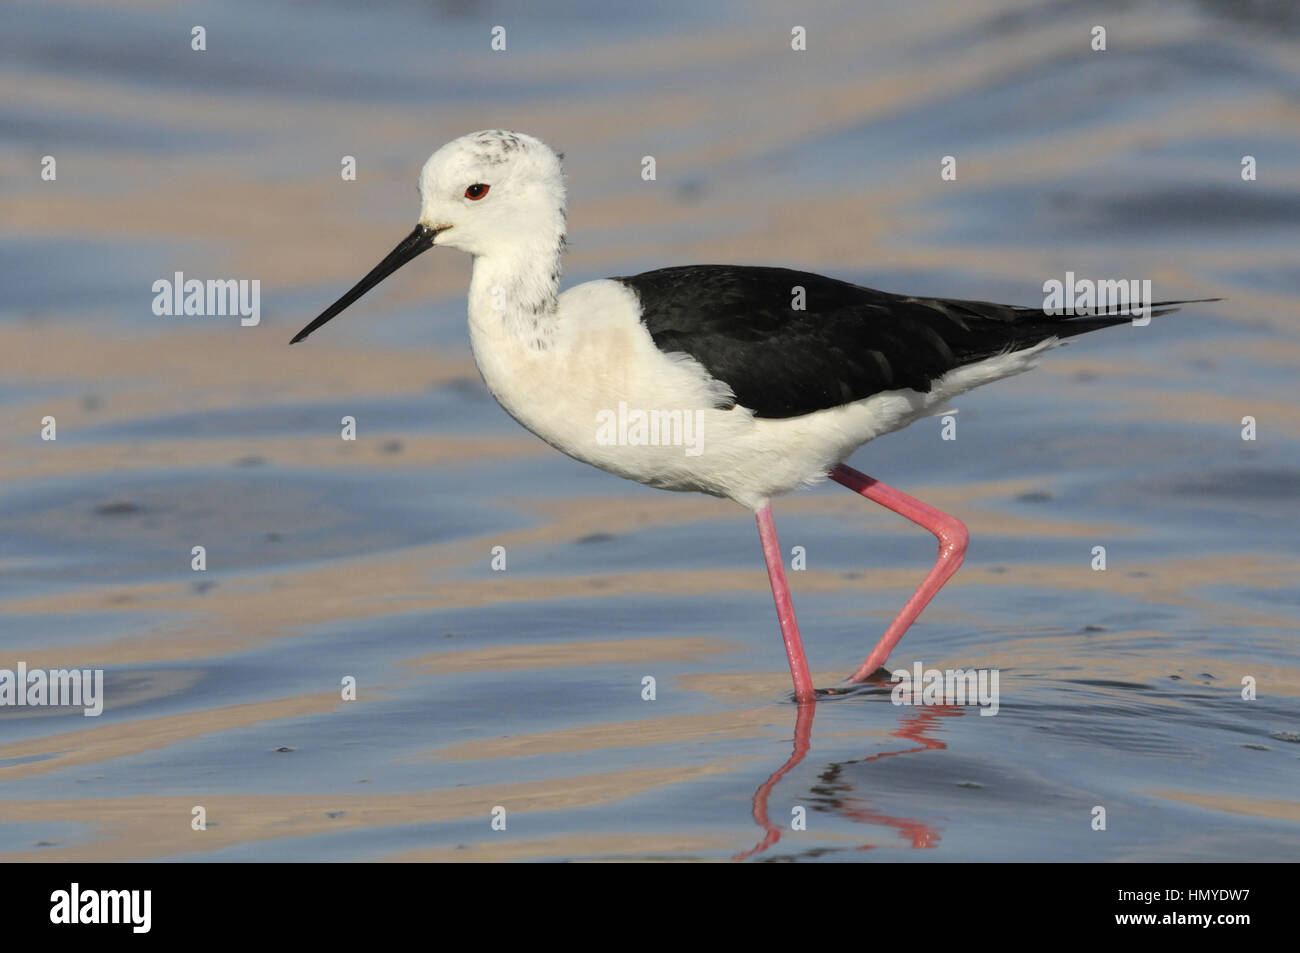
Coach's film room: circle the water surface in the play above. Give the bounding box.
[1,0,1298,861]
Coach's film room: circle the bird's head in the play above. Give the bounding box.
[291,129,565,344]
[418,129,565,257]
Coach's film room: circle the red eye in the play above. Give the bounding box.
[465,183,489,200]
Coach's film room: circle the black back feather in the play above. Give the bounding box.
[617,265,1209,418]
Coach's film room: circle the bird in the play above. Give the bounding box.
[291,129,1214,703]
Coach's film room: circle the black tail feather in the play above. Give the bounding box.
[1042,296,1222,340]
[1055,296,1221,319]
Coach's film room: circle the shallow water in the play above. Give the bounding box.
[2,0,1298,861]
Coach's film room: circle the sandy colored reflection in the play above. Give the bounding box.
[1149,791,1300,823]
[407,635,732,675]
[0,693,348,782]
[0,760,747,863]
[415,705,889,762]
[384,834,734,862]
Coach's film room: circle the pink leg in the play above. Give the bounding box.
[829,464,969,683]
[755,505,816,702]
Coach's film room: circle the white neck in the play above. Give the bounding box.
[467,227,565,350]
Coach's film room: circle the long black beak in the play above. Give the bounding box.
[290,223,442,344]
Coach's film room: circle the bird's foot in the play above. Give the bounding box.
[784,667,894,702]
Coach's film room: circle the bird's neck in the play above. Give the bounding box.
[467,228,565,350]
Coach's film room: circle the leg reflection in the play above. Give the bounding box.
[735,701,958,860]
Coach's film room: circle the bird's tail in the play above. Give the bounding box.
[1044,297,1222,339]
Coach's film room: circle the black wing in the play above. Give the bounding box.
[617,265,1205,418]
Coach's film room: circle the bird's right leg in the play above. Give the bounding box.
[755,504,816,702]
[829,464,969,684]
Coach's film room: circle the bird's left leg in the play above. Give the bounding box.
[828,464,969,683]
[755,504,816,702]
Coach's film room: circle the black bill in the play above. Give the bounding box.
[290,223,442,344]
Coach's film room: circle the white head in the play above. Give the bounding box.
[291,129,565,343]
[418,130,566,258]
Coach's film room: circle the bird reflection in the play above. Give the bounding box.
[734,696,960,860]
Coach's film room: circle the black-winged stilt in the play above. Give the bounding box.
[291,130,1214,703]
